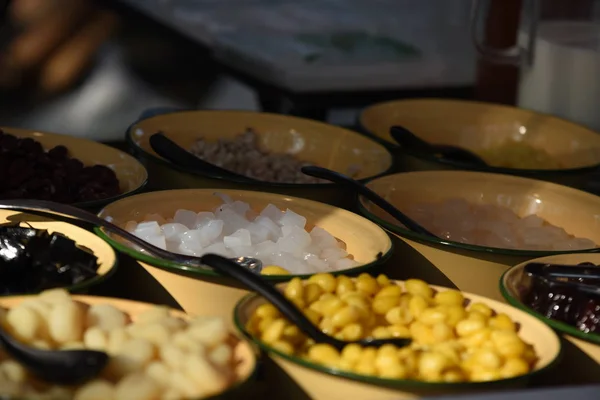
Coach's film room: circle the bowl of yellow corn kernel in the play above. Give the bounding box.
[234,273,561,400]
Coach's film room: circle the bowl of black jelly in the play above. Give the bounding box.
[501,254,600,344]
[0,210,117,295]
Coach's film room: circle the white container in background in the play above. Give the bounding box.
[517,21,600,132]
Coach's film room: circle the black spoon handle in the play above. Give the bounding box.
[525,263,600,280]
[149,133,257,182]
[200,254,342,347]
[301,166,436,237]
[390,126,435,153]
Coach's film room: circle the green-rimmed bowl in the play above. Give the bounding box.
[357,170,600,302]
[96,188,393,320]
[501,253,600,364]
[358,98,600,189]
[233,279,561,400]
[126,109,394,209]
[0,209,117,295]
[0,294,258,399]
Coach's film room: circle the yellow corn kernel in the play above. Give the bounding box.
[418,307,448,326]
[432,322,454,342]
[271,340,295,355]
[319,292,337,302]
[282,325,304,345]
[341,294,371,316]
[522,345,538,365]
[331,306,361,328]
[398,348,419,373]
[304,283,324,305]
[388,324,411,338]
[460,327,492,348]
[320,297,345,317]
[308,344,340,367]
[489,313,516,331]
[469,302,493,318]
[289,297,305,310]
[338,323,364,341]
[405,279,433,298]
[490,331,526,358]
[372,296,399,315]
[408,295,429,318]
[430,343,461,365]
[258,317,276,333]
[442,368,466,383]
[379,362,407,379]
[371,326,393,339]
[309,273,337,293]
[434,289,465,306]
[374,285,403,299]
[468,310,489,323]
[359,347,377,363]
[355,273,380,296]
[445,305,468,327]
[418,352,450,381]
[284,277,304,301]
[409,321,435,345]
[456,318,486,337]
[341,343,363,364]
[376,274,391,287]
[501,358,530,378]
[261,318,287,344]
[319,317,337,336]
[470,348,502,370]
[303,308,322,326]
[470,368,501,382]
[255,303,281,320]
[385,306,413,325]
[261,265,290,275]
[336,276,356,296]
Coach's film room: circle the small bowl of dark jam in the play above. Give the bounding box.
[0,209,117,296]
[501,254,600,345]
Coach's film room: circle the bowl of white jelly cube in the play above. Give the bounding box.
[96,189,393,319]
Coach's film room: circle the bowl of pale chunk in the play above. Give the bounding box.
[0,289,257,400]
[357,170,600,301]
[359,98,600,188]
[96,189,393,319]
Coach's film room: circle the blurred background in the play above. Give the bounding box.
[0,0,599,142]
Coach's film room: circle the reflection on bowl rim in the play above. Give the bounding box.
[357,173,600,257]
[125,109,395,188]
[500,260,600,345]
[358,98,600,174]
[1,126,149,209]
[233,281,562,389]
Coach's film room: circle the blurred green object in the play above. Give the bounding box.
[297,31,421,63]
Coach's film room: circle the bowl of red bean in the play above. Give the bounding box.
[126,109,393,208]
[0,127,148,209]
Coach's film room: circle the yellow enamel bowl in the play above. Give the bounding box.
[357,170,600,302]
[96,189,393,320]
[126,110,393,208]
[2,127,148,209]
[502,253,600,368]
[0,295,257,399]
[359,99,600,187]
[234,279,561,400]
[0,209,117,295]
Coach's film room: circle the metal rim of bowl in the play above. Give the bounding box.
[499,264,600,345]
[232,285,563,390]
[124,109,396,188]
[94,225,394,282]
[357,98,600,174]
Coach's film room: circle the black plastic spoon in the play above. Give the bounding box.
[301,166,437,238]
[201,254,411,351]
[0,328,108,385]
[149,132,258,182]
[390,125,488,167]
